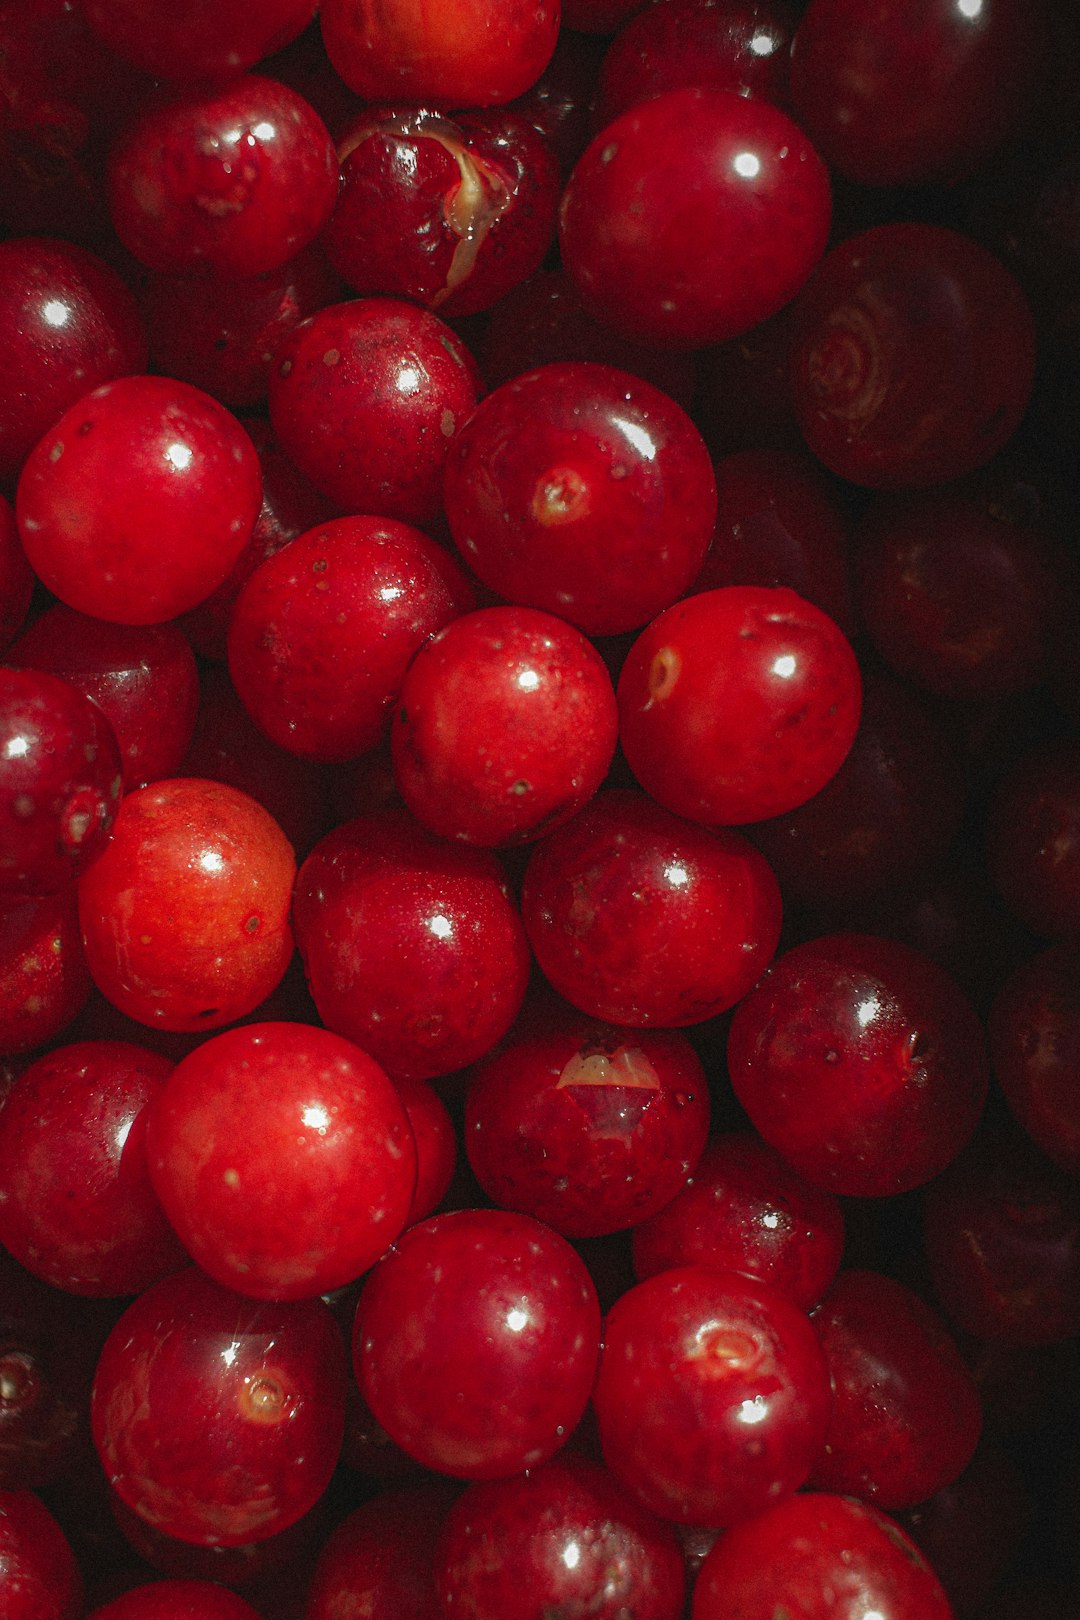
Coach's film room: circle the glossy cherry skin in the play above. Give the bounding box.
[91,1266,346,1546]
[691,1491,953,1620]
[391,605,618,846]
[304,1479,456,1620]
[0,236,147,484]
[727,933,989,1197]
[82,0,316,81]
[354,1208,601,1479]
[809,1269,982,1510]
[985,739,1080,939]
[319,0,560,107]
[268,297,480,526]
[989,944,1080,1176]
[0,1488,82,1619]
[631,1130,845,1311]
[395,1076,455,1226]
[595,0,796,128]
[86,1582,263,1620]
[559,87,831,348]
[0,1038,188,1296]
[434,1454,687,1620]
[617,586,862,827]
[464,1009,710,1237]
[593,1265,832,1527]
[107,76,338,278]
[294,809,531,1080]
[325,106,560,319]
[921,1128,1080,1346]
[789,224,1037,490]
[445,362,714,636]
[144,1021,417,1301]
[77,778,296,1033]
[0,888,91,1056]
[10,606,200,792]
[522,789,782,1027]
[227,515,474,764]
[16,375,262,626]
[0,667,123,899]
[790,0,1047,187]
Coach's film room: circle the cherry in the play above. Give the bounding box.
[91,1266,346,1546]
[508,28,608,177]
[353,1208,601,1479]
[304,1479,455,1620]
[985,738,1080,939]
[901,1440,1035,1619]
[86,1582,263,1619]
[395,1075,456,1226]
[989,943,1080,1175]
[521,788,783,1027]
[144,1021,417,1301]
[0,888,91,1059]
[0,1487,83,1619]
[16,374,263,626]
[592,1265,832,1526]
[81,0,317,82]
[559,87,831,348]
[76,777,296,1033]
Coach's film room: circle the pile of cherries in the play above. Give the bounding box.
[3,0,1080,1615]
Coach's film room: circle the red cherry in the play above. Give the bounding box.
[0,1488,83,1619]
[81,0,317,81]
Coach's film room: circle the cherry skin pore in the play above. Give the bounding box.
[592,1265,832,1527]
[521,788,783,1027]
[354,1207,601,1479]
[727,933,989,1197]
[691,1491,953,1620]
[443,361,716,636]
[144,1021,417,1301]
[559,87,831,348]
[76,777,296,1033]
[0,1488,83,1619]
[391,604,619,846]
[617,585,862,826]
[15,374,262,626]
[464,1009,710,1237]
[90,1266,346,1546]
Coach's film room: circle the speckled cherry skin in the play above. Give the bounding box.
[107,76,338,278]
[325,106,560,319]
[631,1130,845,1311]
[391,605,618,846]
[354,1208,601,1479]
[91,1266,346,1547]
[809,1269,982,1510]
[0,888,91,1056]
[434,1453,687,1620]
[789,224,1037,490]
[319,0,560,107]
[16,374,263,626]
[10,606,200,792]
[985,738,1080,940]
[0,1488,82,1619]
[595,0,796,128]
[269,297,480,526]
[559,87,831,348]
[86,1581,264,1620]
[0,1038,188,1296]
[922,1127,1080,1346]
[989,944,1080,1176]
[727,933,989,1197]
[790,0,1047,187]
[82,0,316,79]
[294,809,531,1080]
[0,236,147,485]
[77,777,296,1034]
[593,1265,832,1527]
[522,789,782,1027]
[144,1021,417,1301]
[227,514,474,764]
[464,1008,710,1237]
[691,1491,953,1620]
[617,586,862,827]
[443,361,715,636]
[304,1478,456,1620]
[0,666,123,899]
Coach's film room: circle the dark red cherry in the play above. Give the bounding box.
[81,0,317,82]
[593,1266,832,1526]
[91,1267,346,1547]
[508,28,608,177]
[0,888,91,1056]
[86,1582,264,1620]
[354,1208,601,1479]
[900,1440,1034,1619]
[985,738,1080,939]
[522,789,783,1027]
[989,944,1080,1175]
[304,1479,456,1620]
[727,933,989,1196]
[559,87,831,348]
[0,1488,82,1619]
[0,667,122,899]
